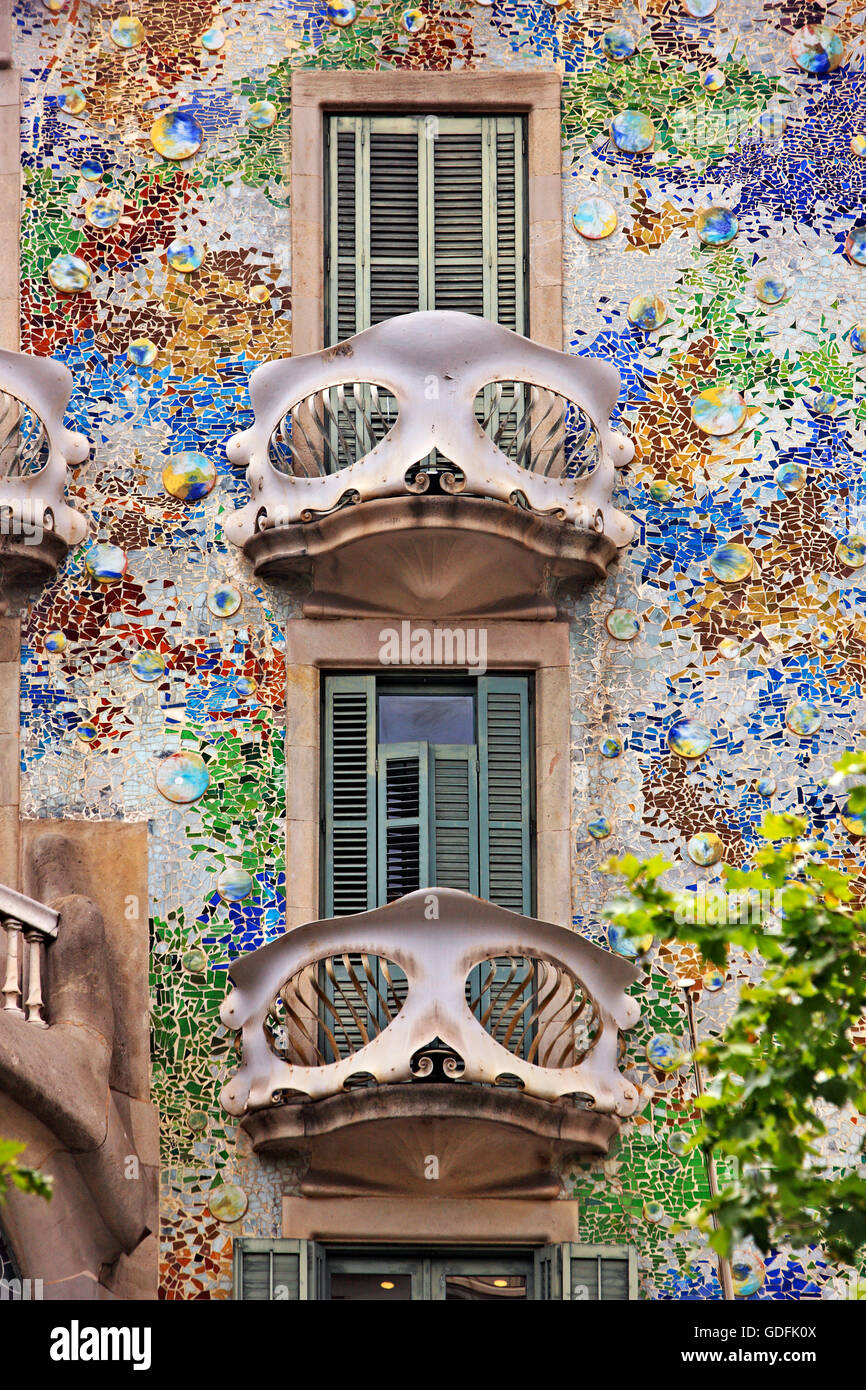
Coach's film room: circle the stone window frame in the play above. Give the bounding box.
[290,69,564,356]
[285,619,571,931]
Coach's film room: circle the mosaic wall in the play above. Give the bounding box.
[12,0,865,1300]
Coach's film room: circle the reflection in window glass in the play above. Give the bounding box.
[330,1273,412,1301]
[445,1275,527,1300]
[378,694,474,745]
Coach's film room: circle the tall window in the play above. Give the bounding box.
[321,673,533,918]
[325,113,528,344]
[233,1240,637,1301]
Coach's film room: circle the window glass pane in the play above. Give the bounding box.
[330,1272,412,1301]
[445,1275,527,1300]
[378,694,474,745]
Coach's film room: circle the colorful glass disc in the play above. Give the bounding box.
[48,254,91,292]
[790,24,843,76]
[156,750,210,804]
[691,386,746,435]
[755,275,786,304]
[702,68,725,92]
[682,0,716,14]
[80,159,104,182]
[128,338,158,368]
[44,630,66,653]
[785,699,822,736]
[201,26,226,50]
[709,542,754,583]
[668,718,712,759]
[58,86,87,115]
[130,650,166,683]
[610,110,655,153]
[687,831,723,866]
[572,197,617,240]
[166,238,206,272]
[844,226,866,266]
[775,460,806,492]
[109,15,145,48]
[731,1251,765,1297]
[207,583,242,618]
[646,1033,685,1072]
[841,803,866,837]
[695,206,738,246]
[85,542,127,583]
[836,534,866,568]
[327,0,356,25]
[150,110,204,161]
[605,609,641,640]
[850,134,866,158]
[850,325,866,352]
[601,26,636,61]
[401,9,427,34]
[163,451,217,501]
[599,736,622,758]
[755,775,776,797]
[76,722,99,743]
[217,867,254,902]
[85,194,123,229]
[207,1184,248,1222]
[628,293,666,329]
[247,100,278,129]
[588,817,612,840]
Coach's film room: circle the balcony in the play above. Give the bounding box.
[0,348,90,594]
[226,312,634,619]
[220,889,641,1197]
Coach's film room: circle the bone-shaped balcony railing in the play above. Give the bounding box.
[225,311,635,547]
[0,348,90,563]
[220,888,642,1120]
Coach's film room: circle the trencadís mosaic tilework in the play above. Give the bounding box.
[12,0,865,1299]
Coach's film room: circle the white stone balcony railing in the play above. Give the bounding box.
[220,889,641,1126]
[0,348,90,591]
[0,882,59,1028]
[225,312,635,618]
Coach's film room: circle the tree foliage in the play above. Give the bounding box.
[601,750,866,1265]
[0,1139,52,1205]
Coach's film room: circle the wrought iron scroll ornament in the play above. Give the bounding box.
[225,311,635,546]
[220,888,641,1118]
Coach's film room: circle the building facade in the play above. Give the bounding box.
[0,0,863,1300]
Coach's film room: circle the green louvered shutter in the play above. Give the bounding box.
[429,744,479,894]
[324,677,532,917]
[323,675,377,917]
[534,1245,636,1301]
[325,113,526,343]
[377,741,431,904]
[478,675,532,914]
[233,1239,324,1300]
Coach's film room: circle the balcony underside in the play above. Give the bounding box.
[240,495,618,619]
[0,531,69,587]
[242,1084,619,1197]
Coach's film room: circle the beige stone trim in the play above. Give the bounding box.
[290,70,563,355]
[283,1194,579,1244]
[0,617,18,887]
[284,618,571,930]
[0,35,19,352]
